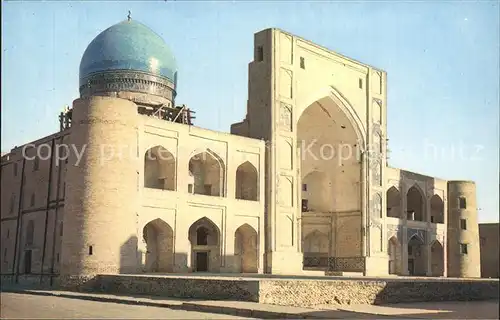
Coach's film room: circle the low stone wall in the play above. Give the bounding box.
[259,279,500,306]
[84,275,499,307]
[1,274,56,289]
[2,274,498,307]
[92,275,260,302]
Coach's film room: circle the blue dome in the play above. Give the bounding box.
[79,20,177,86]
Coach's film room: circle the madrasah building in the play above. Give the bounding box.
[0,17,486,286]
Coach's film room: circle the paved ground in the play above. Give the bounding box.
[1,290,498,319]
[0,292,252,319]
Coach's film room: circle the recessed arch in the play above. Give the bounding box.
[386,186,401,218]
[188,217,221,272]
[430,240,444,277]
[142,218,174,272]
[407,185,425,221]
[372,193,382,218]
[234,223,258,273]
[235,161,258,201]
[188,149,225,197]
[430,195,444,224]
[144,145,176,190]
[388,236,401,275]
[407,234,425,276]
[302,229,329,269]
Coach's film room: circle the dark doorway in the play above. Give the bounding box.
[408,258,414,276]
[24,250,32,274]
[196,251,208,272]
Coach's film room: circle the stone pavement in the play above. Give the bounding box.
[1,288,498,319]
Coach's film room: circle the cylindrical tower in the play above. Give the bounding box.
[60,96,139,286]
[447,180,481,278]
[59,18,178,286]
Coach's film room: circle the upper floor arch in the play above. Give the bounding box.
[144,145,176,191]
[407,184,425,222]
[235,161,258,201]
[188,149,226,197]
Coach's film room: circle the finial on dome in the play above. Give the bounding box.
[127,10,131,21]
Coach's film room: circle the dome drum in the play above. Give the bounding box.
[79,70,176,101]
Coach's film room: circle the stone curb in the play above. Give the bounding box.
[0,288,329,319]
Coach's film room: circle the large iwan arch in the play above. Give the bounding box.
[298,93,364,263]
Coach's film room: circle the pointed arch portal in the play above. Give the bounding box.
[188,217,221,272]
[234,224,258,273]
[143,218,174,273]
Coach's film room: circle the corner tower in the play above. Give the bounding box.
[446,181,481,278]
[60,18,177,286]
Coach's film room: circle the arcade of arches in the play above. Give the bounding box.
[141,217,259,273]
[386,186,444,224]
[388,235,444,277]
[143,147,258,200]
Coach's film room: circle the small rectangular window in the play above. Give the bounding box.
[33,157,39,171]
[30,193,35,207]
[300,57,305,69]
[460,219,467,230]
[301,199,309,212]
[302,184,307,191]
[10,195,15,213]
[459,197,467,209]
[3,248,7,259]
[359,78,363,89]
[460,243,468,255]
[89,246,93,255]
[430,216,434,223]
[6,229,9,239]
[26,220,35,246]
[188,184,193,194]
[256,46,264,62]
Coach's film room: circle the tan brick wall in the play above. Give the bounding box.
[1,132,67,277]
[61,96,140,277]
[479,223,499,278]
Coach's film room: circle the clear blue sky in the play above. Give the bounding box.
[2,1,498,222]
